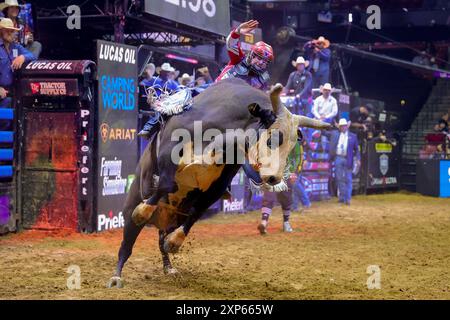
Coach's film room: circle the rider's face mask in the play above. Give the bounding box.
[249,53,269,73]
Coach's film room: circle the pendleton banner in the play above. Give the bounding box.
[365,140,400,190]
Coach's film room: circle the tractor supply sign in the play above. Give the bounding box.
[144,0,230,36]
[31,81,66,95]
[20,79,79,97]
[97,40,138,232]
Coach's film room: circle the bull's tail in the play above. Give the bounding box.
[139,133,160,202]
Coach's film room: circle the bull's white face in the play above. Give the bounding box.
[248,106,301,185]
[247,84,330,186]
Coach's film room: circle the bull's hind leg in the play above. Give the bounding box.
[159,230,178,275]
[108,178,161,288]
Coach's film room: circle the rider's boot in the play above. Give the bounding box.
[138,114,161,139]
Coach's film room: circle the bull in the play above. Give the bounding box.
[108,78,329,288]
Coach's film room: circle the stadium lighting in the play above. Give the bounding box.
[165,54,198,64]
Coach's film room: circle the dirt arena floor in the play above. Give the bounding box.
[1,192,449,300]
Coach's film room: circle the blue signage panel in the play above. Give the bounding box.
[97,40,139,231]
[440,160,450,198]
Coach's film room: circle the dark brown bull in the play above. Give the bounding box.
[108,78,329,288]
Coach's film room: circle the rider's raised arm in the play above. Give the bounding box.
[226,28,245,64]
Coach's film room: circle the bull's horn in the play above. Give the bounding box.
[269,83,284,115]
[293,114,332,129]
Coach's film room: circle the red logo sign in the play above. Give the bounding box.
[30,82,40,94]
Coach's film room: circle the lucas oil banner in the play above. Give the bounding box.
[96,41,138,232]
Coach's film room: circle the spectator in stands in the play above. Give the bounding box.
[191,75,210,95]
[1,0,41,58]
[312,83,338,123]
[169,68,180,85]
[283,56,312,115]
[350,104,375,141]
[178,73,194,88]
[434,118,449,134]
[443,110,449,122]
[328,119,360,205]
[197,66,213,84]
[419,144,438,159]
[0,18,35,109]
[304,36,331,88]
[284,56,312,98]
[412,51,431,67]
[150,62,179,96]
[350,105,372,131]
[433,144,446,159]
[429,57,438,69]
[139,63,156,86]
[195,75,206,86]
[437,112,449,133]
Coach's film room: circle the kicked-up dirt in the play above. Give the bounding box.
[1,192,449,300]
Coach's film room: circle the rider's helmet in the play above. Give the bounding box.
[246,41,274,73]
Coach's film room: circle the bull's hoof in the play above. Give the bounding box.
[163,266,179,275]
[131,203,157,226]
[107,276,124,288]
[163,227,186,254]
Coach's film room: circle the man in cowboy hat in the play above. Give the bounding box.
[152,62,179,94]
[178,73,193,88]
[138,62,179,138]
[283,56,312,114]
[0,17,35,108]
[312,82,338,123]
[1,0,42,58]
[304,36,331,88]
[327,118,360,205]
[139,63,156,87]
[169,68,180,84]
[280,56,313,215]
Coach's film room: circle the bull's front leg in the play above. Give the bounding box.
[163,165,241,254]
[163,225,187,254]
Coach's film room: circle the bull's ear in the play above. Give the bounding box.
[248,103,261,117]
[248,103,276,128]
